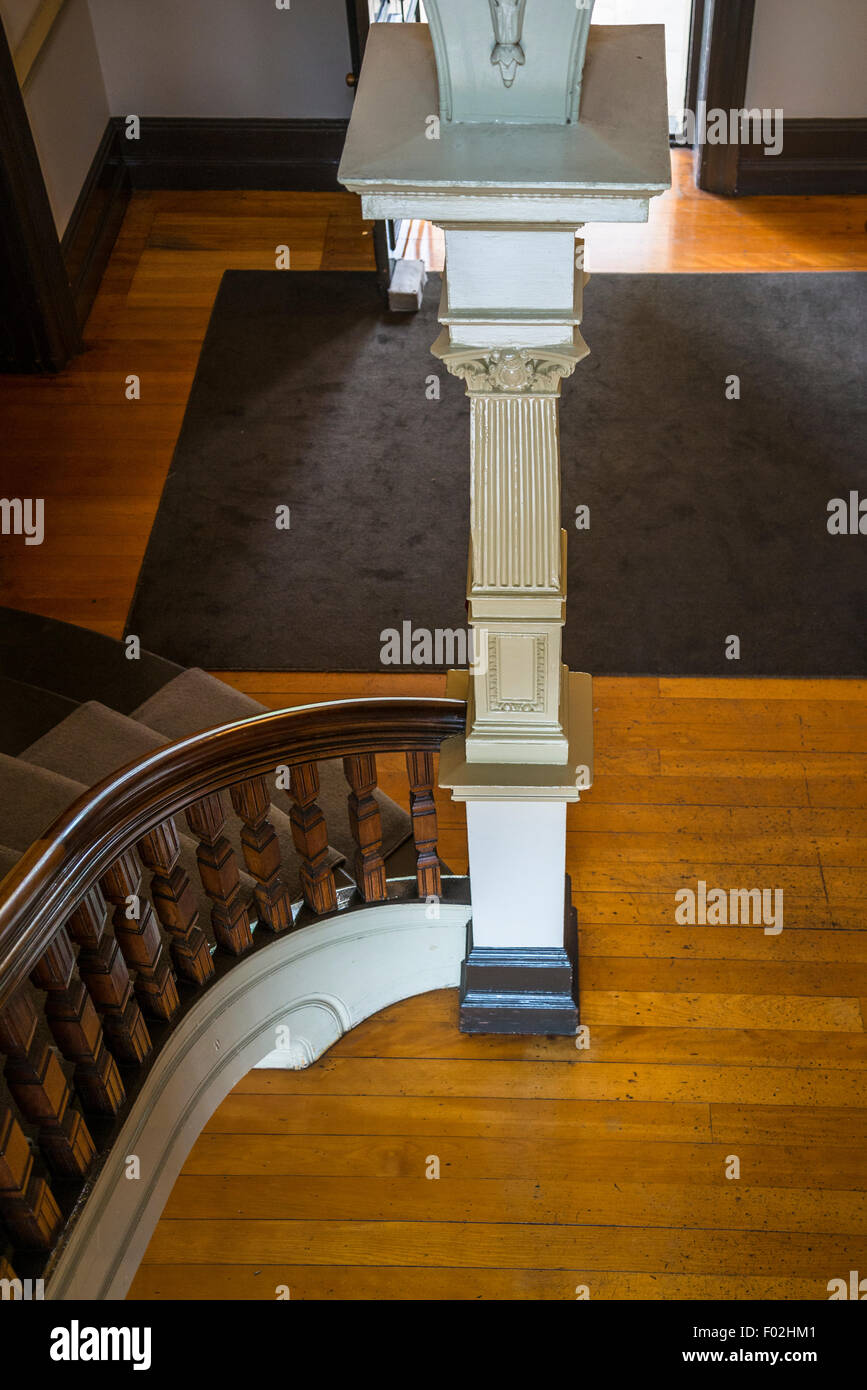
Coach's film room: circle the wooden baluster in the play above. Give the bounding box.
[0,1254,19,1288]
[0,1106,62,1250]
[405,751,442,898]
[343,754,388,902]
[0,990,96,1180]
[66,886,152,1066]
[185,794,254,956]
[101,851,180,1021]
[29,927,124,1117]
[137,819,214,985]
[230,777,295,933]
[288,763,338,914]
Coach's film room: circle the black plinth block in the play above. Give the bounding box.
[459,878,579,1036]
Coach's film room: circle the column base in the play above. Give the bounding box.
[459,879,579,1035]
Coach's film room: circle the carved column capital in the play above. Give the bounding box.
[432,333,589,397]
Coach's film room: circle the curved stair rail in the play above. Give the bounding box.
[0,696,466,1290]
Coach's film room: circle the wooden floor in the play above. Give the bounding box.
[129,676,867,1300]
[0,152,865,1300]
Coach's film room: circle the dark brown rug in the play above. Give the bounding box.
[127,270,867,674]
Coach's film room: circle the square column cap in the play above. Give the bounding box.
[339,25,671,225]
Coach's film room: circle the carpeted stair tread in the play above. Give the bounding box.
[0,755,87,851]
[0,606,184,712]
[0,676,79,756]
[18,700,340,899]
[21,700,169,785]
[131,667,413,864]
[131,667,275,737]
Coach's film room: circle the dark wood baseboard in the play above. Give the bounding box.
[61,123,130,328]
[736,118,867,195]
[55,116,354,332]
[115,117,350,192]
[459,879,580,1036]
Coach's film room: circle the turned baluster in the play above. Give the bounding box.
[101,851,180,1021]
[0,989,95,1180]
[343,754,387,902]
[405,751,442,898]
[230,776,295,932]
[66,886,152,1065]
[29,927,124,1117]
[185,794,253,956]
[288,762,337,914]
[0,1106,62,1250]
[137,818,214,985]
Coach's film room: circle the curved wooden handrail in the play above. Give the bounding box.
[0,697,466,1008]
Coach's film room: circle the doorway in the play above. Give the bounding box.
[593,0,694,138]
[369,1,426,22]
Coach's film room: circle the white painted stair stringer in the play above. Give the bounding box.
[47,900,470,1301]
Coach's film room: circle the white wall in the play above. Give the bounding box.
[86,0,354,119]
[746,0,867,118]
[0,0,355,235]
[0,0,109,234]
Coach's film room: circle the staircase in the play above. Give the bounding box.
[0,607,412,897]
[0,608,467,1297]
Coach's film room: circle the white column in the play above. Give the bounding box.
[433,219,592,1017]
[338,12,670,1032]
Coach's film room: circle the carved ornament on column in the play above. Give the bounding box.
[423,0,598,126]
[489,0,527,88]
[434,340,589,397]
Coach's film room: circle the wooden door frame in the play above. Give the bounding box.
[0,12,80,371]
[693,0,757,194]
[684,0,707,126]
[345,0,371,81]
[345,0,403,295]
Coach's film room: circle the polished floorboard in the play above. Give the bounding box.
[129,675,867,1301]
[0,155,864,1300]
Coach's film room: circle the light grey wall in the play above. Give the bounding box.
[86,0,354,119]
[745,0,867,118]
[0,0,109,235]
